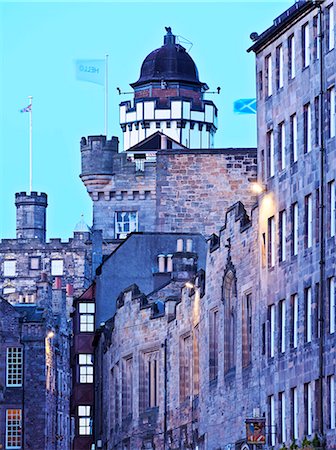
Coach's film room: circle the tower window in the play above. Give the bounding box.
[115,211,138,239]
[51,259,64,276]
[3,260,16,277]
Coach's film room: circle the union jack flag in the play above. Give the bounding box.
[20,104,31,113]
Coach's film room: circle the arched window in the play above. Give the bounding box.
[223,270,236,372]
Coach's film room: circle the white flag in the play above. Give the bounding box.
[75,59,105,85]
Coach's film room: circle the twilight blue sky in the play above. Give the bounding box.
[0,1,291,239]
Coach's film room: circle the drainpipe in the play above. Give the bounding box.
[316,1,326,444]
[164,338,168,449]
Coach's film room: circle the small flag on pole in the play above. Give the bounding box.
[233,98,257,114]
[20,104,32,113]
[75,59,105,85]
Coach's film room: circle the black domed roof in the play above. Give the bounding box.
[131,28,202,88]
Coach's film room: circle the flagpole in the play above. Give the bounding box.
[105,54,108,137]
[28,96,33,193]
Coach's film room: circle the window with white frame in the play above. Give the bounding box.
[280,210,287,262]
[292,294,299,348]
[267,130,275,178]
[280,391,286,443]
[305,382,313,435]
[276,44,284,89]
[79,354,93,383]
[304,103,312,153]
[79,302,95,332]
[115,212,138,239]
[288,34,296,79]
[330,180,335,237]
[265,54,272,97]
[3,260,16,277]
[329,375,336,429]
[328,86,335,138]
[279,122,286,170]
[268,216,275,268]
[6,409,22,449]
[305,287,312,343]
[269,394,275,446]
[291,114,298,162]
[329,277,335,334]
[306,194,313,248]
[292,202,298,256]
[78,405,91,435]
[279,299,286,353]
[6,347,23,387]
[292,386,299,439]
[51,259,64,276]
[269,304,275,358]
[327,4,335,51]
[302,23,310,68]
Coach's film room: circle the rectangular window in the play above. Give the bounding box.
[292,294,299,348]
[305,194,313,248]
[79,302,95,332]
[279,122,286,171]
[122,356,133,418]
[290,114,298,162]
[6,409,22,449]
[193,325,200,395]
[265,54,272,97]
[327,4,335,51]
[268,216,275,268]
[292,387,299,439]
[280,210,287,262]
[329,375,336,429]
[280,391,286,443]
[78,405,91,435]
[276,44,284,89]
[305,287,312,343]
[269,304,275,358]
[3,260,16,277]
[6,347,23,387]
[313,15,320,60]
[261,232,266,268]
[78,354,93,383]
[148,355,159,408]
[292,203,298,256]
[115,211,138,239]
[279,299,286,353]
[29,256,40,270]
[258,70,263,100]
[288,34,296,79]
[269,395,276,446]
[267,130,275,178]
[329,277,335,333]
[304,382,313,435]
[51,259,63,276]
[242,293,252,367]
[302,23,310,68]
[328,86,335,138]
[314,96,320,146]
[180,334,192,401]
[304,103,312,153]
[330,180,336,237]
[209,309,219,380]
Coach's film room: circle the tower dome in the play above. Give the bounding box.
[131,27,202,88]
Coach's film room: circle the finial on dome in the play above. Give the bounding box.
[164,26,176,46]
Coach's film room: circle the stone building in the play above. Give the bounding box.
[0,275,72,450]
[90,2,336,450]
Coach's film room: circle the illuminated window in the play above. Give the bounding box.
[280,210,287,262]
[327,4,335,51]
[6,348,23,387]
[265,54,272,97]
[78,405,91,435]
[51,259,63,276]
[288,34,296,79]
[292,203,298,256]
[115,212,138,239]
[305,287,312,343]
[269,304,275,358]
[302,23,310,68]
[267,130,275,177]
[290,114,298,163]
[79,354,93,383]
[292,294,299,348]
[305,194,313,248]
[279,122,286,171]
[279,299,286,353]
[3,260,16,277]
[6,409,22,449]
[269,394,275,446]
[304,103,312,153]
[79,302,95,332]
[268,216,275,267]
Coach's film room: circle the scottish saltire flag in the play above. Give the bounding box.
[75,59,105,85]
[233,98,257,114]
[20,104,31,113]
